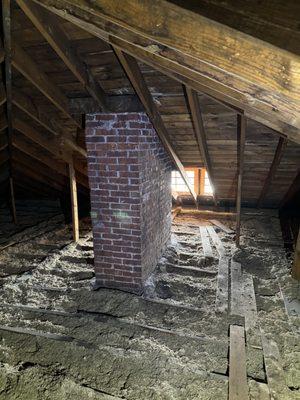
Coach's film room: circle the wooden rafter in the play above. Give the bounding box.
[257,137,287,208]
[2,0,17,223]
[185,87,218,206]
[235,114,246,246]
[114,48,197,203]
[280,171,300,208]
[12,117,72,162]
[12,88,87,157]
[11,42,81,128]
[69,161,79,242]
[16,0,107,112]
[30,0,300,143]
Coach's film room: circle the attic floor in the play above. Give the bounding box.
[0,204,299,399]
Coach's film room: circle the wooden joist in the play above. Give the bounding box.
[69,162,79,242]
[31,0,300,142]
[199,226,213,258]
[215,257,229,314]
[235,114,246,246]
[11,42,81,128]
[257,137,287,207]
[229,325,249,400]
[206,225,225,257]
[16,0,107,111]
[185,87,218,206]
[114,48,198,203]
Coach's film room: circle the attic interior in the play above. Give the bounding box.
[0,1,299,399]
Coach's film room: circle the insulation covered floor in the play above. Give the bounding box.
[0,207,299,399]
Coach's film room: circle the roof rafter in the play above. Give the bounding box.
[114,48,198,203]
[257,137,287,208]
[30,0,300,143]
[11,41,81,128]
[185,87,218,206]
[16,0,107,112]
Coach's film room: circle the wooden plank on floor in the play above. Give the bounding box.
[230,260,244,321]
[215,257,229,314]
[229,325,249,400]
[242,274,258,333]
[207,225,225,257]
[261,332,292,399]
[199,226,213,258]
[211,219,234,234]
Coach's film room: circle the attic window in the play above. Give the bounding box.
[171,168,213,196]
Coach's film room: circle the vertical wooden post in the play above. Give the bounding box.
[9,176,17,224]
[69,162,79,242]
[235,114,246,247]
[292,229,300,281]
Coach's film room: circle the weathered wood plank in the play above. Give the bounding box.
[236,114,246,246]
[31,0,300,141]
[229,325,249,400]
[11,41,80,127]
[185,87,218,206]
[261,332,292,399]
[230,260,244,320]
[199,226,213,258]
[257,137,287,207]
[211,219,234,234]
[16,0,107,111]
[207,225,225,257]
[69,162,79,242]
[215,257,229,314]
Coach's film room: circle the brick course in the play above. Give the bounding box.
[85,113,172,294]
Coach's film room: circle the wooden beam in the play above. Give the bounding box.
[12,89,87,157]
[114,48,197,203]
[12,117,72,162]
[0,83,6,106]
[186,87,218,206]
[69,162,79,242]
[12,87,63,137]
[2,0,17,224]
[31,0,300,142]
[280,171,300,208]
[235,114,246,246]
[68,95,144,114]
[257,137,287,207]
[11,42,81,127]
[16,0,107,111]
[229,325,249,400]
[9,177,17,224]
[292,229,300,281]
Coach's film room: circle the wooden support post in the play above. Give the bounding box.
[69,162,79,242]
[292,229,300,281]
[2,0,17,224]
[235,114,246,247]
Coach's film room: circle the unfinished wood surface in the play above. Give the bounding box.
[242,274,258,333]
[211,219,234,234]
[235,114,246,246]
[199,226,213,258]
[229,325,249,400]
[16,0,107,111]
[185,87,218,206]
[114,48,197,203]
[69,162,79,242]
[215,257,229,314]
[11,42,80,127]
[257,137,288,207]
[261,332,291,399]
[32,0,300,141]
[9,176,17,224]
[230,260,244,319]
[292,229,300,281]
[206,225,225,257]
